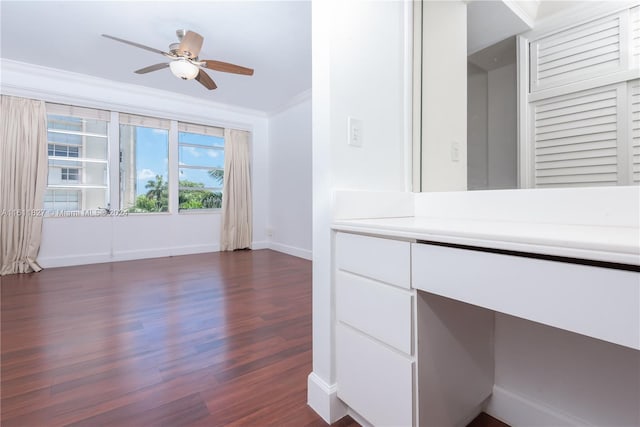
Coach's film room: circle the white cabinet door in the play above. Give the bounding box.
[412,242,640,350]
[336,270,414,354]
[336,324,414,427]
[336,232,411,289]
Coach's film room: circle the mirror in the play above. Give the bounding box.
[468,36,517,190]
[414,0,639,192]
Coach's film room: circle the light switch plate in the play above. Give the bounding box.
[348,117,363,147]
[451,141,460,162]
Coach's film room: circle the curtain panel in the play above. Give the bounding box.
[0,95,48,275]
[220,129,252,251]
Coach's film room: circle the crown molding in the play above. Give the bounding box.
[0,59,268,130]
[502,0,538,29]
[268,88,312,117]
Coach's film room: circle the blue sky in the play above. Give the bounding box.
[135,127,224,195]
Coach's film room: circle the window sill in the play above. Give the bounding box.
[178,209,222,215]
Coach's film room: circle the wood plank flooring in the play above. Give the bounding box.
[1,249,507,427]
[1,250,357,426]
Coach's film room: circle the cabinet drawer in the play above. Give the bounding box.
[337,323,414,427]
[336,270,413,354]
[412,243,640,350]
[336,232,411,289]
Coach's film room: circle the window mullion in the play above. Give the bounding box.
[109,111,120,211]
[169,120,179,214]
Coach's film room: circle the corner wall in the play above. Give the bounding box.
[267,93,312,260]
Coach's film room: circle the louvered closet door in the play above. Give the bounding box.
[530,12,626,92]
[631,6,640,67]
[631,80,640,184]
[532,84,624,188]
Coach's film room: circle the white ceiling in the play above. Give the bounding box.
[0,1,311,113]
[467,0,531,55]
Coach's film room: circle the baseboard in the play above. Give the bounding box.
[486,385,595,427]
[347,407,373,427]
[307,372,348,424]
[112,244,219,262]
[251,240,269,250]
[37,252,113,268]
[37,244,219,268]
[268,242,312,260]
[37,240,310,268]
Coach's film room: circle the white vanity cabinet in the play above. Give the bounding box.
[335,232,416,426]
[333,227,639,426]
[334,232,494,427]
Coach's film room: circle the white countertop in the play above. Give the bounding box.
[333,216,640,266]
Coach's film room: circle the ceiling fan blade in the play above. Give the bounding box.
[195,69,217,90]
[134,63,170,74]
[102,34,168,56]
[179,31,204,58]
[201,60,254,76]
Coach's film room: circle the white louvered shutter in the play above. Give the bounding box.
[631,6,640,67]
[631,80,640,184]
[530,12,625,92]
[532,84,623,187]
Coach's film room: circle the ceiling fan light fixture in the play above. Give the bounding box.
[170,59,199,80]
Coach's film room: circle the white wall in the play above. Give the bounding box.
[487,63,517,189]
[491,314,640,426]
[309,0,412,422]
[267,92,312,260]
[1,59,270,267]
[328,4,409,192]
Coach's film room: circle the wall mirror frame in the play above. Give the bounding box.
[412,0,640,193]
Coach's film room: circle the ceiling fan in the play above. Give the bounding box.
[101,29,254,90]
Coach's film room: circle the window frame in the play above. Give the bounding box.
[43,104,237,217]
[177,127,225,212]
[44,106,110,214]
[118,113,171,214]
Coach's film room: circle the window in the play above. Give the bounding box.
[119,114,170,213]
[42,104,242,216]
[61,168,80,182]
[177,122,225,210]
[48,144,79,158]
[43,190,80,212]
[45,104,109,213]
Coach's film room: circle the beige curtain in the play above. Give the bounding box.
[220,129,252,251]
[0,95,48,275]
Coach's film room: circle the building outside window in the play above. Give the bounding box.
[45,104,109,213]
[178,122,225,210]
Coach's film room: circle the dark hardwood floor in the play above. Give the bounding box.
[1,249,506,427]
[1,250,354,426]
